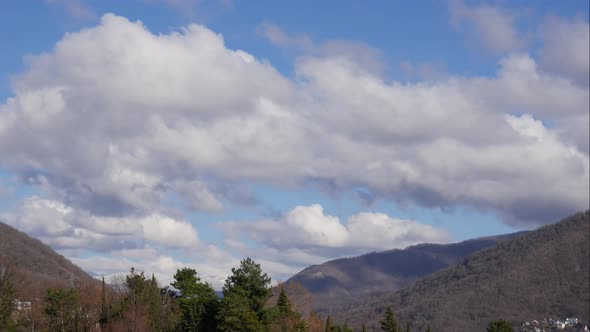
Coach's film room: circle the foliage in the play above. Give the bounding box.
[218,257,271,331]
[486,319,514,332]
[172,267,218,331]
[217,291,265,332]
[44,287,80,332]
[267,286,307,332]
[0,259,15,330]
[380,307,399,332]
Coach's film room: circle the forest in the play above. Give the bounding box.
[1,257,428,332]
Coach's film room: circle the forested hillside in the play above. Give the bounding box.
[340,211,590,331]
[285,231,525,314]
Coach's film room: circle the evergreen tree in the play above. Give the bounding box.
[269,286,306,332]
[361,323,368,332]
[380,307,399,332]
[218,258,271,331]
[486,319,514,332]
[172,267,218,331]
[217,291,265,332]
[44,288,80,332]
[99,276,109,328]
[0,261,15,330]
[325,315,334,332]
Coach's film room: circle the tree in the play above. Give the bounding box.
[405,322,411,332]
[99,276,109,328]
[217,291,265,332]
[324,315,333,332]
[425,326,432,332]
[0,258,15,329]
[361,323,368,332]
[380,307,399,332]
[171,267,218,331]
[44,288,80,332]
[218,258,271,331]
[268,286,306,332]
[486,319,514,332]
[222,257,271,317]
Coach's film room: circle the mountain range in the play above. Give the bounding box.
[285,231,526,315]
[337,211,590,331]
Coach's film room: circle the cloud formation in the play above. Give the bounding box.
[223,204,451,252]
[0,14,587,227]
[0,12,588,285]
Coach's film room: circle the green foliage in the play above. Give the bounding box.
[222,257,271,316]
[267,286,306,332]
[0,262,15,330]
[341,321,354,332]
[44,287,80,332]
[380,307,399,332]
[172,268,218,332]
[217,291,265,332]
[325,315,333,332]
[218,258,271,331]
[122,268,178,332]
[99,276,109,328]
[486,319,514,332]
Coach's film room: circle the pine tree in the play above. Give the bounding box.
[380,307,399,332]
[0,260,15,330]
[172,267,218,331]
[325,315,334,332]
[486,320,514,332]
[99,276,109,327]
[218,258,271,331]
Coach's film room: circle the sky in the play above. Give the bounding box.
[0,0,588,289]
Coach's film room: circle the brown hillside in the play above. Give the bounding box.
[341,211,590,332]
[284,231,525,315]
[0,221,96,301]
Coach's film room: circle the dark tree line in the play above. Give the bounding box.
[0,255,514,331]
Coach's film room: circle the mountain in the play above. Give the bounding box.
[340,211,590,331]
[285,231,526,314]
[0,221,96,300]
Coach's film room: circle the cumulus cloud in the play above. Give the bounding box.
[223,204,451,253]
[219,204,451,281]
[2,196,200,251]
[538,16,590,86]
[259,22,387,75]
[0,14,587,230]
[44,0,95,20]
[449,0,528,54]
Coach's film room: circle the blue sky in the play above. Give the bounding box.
[0,0,588,287]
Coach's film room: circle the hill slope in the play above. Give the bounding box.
[0,221,95,300]
[341,211,590,331]
[285,231,525,313]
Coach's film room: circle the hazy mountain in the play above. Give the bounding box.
[0,221,96,300]
[340,211,590,331]
[285,230,526,314]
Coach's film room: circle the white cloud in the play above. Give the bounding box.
[220,204,452,282]
[449,0,528,54]
[44,0,95,20]
[2,196,200,250]
[259,23,387,75]
[538,16,590,86]
[223,204,451,252]
[0,13,587,235]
